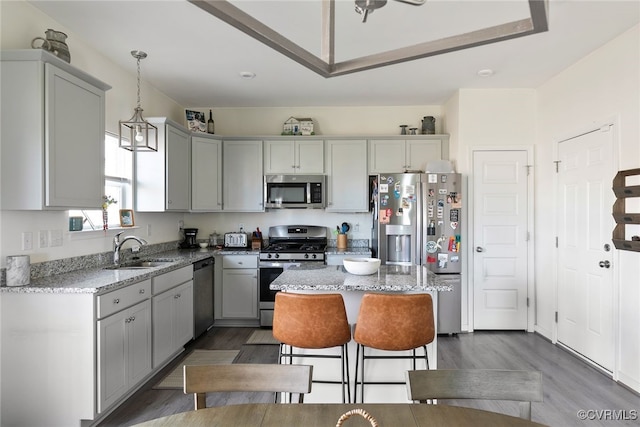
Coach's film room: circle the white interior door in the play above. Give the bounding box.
[556,127,614,371]
[473,150,529,330]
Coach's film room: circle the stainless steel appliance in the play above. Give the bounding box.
[224,232,248,248]
[259,225,327,327]
[264,174,326,209]
[375,172,462,333]
[193,257,214,338]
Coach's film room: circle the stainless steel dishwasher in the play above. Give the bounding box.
[193,257,214,338]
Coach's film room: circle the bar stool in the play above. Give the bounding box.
[273,292,352,403]
[353,292,435,403]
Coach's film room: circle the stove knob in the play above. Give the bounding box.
[267,253,272,259]
[275,253,280,259]
[304,253,309,259]
[311,254,317,259]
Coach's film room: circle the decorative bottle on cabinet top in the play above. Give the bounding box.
[207,110,215,134]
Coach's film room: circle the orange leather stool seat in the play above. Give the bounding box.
[353,292,435,403]
[273,292,352,403]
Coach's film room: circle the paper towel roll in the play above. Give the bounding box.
[6,255,30,287]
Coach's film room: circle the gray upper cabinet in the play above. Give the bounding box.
[223,139,264,212]
[0,50,110,210]
[325,139,369,212]
[264,139,324,174]
[191,134,222,211]
[136,118,190,212]
[368,136,449,174]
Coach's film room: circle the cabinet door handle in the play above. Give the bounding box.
[113,298,120,304]
[139,289,145,294]
[174,294,181,299]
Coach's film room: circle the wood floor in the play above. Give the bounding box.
[96,328,639,427]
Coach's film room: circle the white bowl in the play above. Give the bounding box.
[198,242,209,249]
[343,258,381,275]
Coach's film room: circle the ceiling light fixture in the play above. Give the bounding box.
[189,0,548,78]
[239,71,256,79]
[477,68,494,77]
[119,50,158,151]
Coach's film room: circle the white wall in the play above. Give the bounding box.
[536,24,640,392]
[0,0,186,264]
[200,106,445,136]
[443,25,640,393]
[443,89,537,333]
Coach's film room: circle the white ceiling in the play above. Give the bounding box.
[29,0,639,108]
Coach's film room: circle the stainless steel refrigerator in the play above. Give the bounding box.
[375,172,462,333]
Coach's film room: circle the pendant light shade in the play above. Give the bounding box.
[119,50,158,151]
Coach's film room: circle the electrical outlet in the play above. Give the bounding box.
[147,224,152,236]
[238,223,244,232]
[21,232,33,250]
[50,229,63,247]
[178,220,184,229]
[39,230,49,248]
[354,223,360,232]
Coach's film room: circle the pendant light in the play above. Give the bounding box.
[119,50,158,151]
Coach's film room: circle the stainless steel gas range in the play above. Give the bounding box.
[258,225,327,327]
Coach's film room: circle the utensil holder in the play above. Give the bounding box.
[337,234,347,249]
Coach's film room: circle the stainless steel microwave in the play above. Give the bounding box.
[264,175,326,209]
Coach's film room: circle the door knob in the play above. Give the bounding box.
[599,260,611,268]
[476,246,484,253]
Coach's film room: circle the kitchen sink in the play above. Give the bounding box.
[105,260,174,270]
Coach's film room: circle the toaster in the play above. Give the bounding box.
[224,232,248,248]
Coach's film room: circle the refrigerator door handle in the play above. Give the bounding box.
[396,235,402,252]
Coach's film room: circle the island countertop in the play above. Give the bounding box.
[270,264,452,292]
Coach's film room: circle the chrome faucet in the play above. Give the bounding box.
[113,231,148,265]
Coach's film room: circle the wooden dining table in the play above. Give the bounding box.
[131,403,548,426]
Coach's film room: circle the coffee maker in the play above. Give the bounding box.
[180,228,198,249]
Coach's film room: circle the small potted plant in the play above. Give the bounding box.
[102,195,117,230]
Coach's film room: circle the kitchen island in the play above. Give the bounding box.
[270,264,450,404]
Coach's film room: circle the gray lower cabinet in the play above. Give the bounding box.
[97,299,152,412]
[215,255,259,325]
[97,279,152,413]
[152,266,194,368]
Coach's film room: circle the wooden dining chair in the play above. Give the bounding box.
[405,369,543,420]
[184,363,313,410]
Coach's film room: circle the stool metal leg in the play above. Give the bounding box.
[278,342,352,403]
[354,343,430,404]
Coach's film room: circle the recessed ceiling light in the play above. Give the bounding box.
[239,71,256,79]
[477,69,494,77]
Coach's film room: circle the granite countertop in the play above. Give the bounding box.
[0,249,221,295]
[270,264,452,292]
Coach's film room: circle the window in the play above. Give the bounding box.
[69,133,133,230]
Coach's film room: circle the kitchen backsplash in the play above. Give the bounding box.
[0,239,372,286]
[327,238,369,248]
